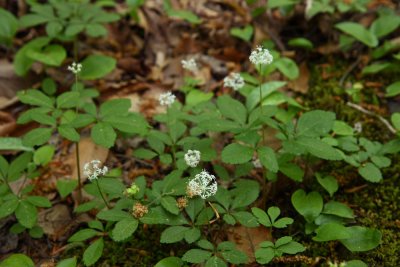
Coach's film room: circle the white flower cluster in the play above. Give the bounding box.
[159,91,176,106]
[354,122,362,133]
[249,46,273,66]
[184,150,201,167]
[68,62,82,74]
[83,160,108,181]
[223,72,245,91]
[252,158,262,169]
[187,170,217,199]
[181,58,198,73]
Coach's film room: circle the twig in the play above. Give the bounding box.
[346,102,397,134]
[339,57,362,87]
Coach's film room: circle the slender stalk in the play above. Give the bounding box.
[95,179,110,209]
[75,142,83,203]
[258,64,266,145]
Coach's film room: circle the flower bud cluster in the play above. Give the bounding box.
[187,170,217,199]
[132,202,148,218]
[223,72,245,91]
[249,46,273,66]
[181,58,198,73]
[184,150,201,168]
[68,62,82,74]
[83,160,108,181]
[159,91,176,107]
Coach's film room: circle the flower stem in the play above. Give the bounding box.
[75,142,82,203]
[95,179,110,209]
[258,64,266,145]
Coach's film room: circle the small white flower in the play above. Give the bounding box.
[354,122,362,133]
[249,46,273,66]
[223,72,245,91]
[187,170,217,199]
[181,58,198,73]
[184,150,201,167]
[83,160,108,181]
[159,91,176,106]
[253,158,262,169]
[68,62,82,74]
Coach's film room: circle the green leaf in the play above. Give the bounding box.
[91,122,116,148]
[41,78,57,95]
[278,241,306,254]
[275,57,299,80]
[83,238,104,266]
[100,98,131,117]
[232,211,259,227]
[56,179,78,198]
[205,256,227,267]
[80,55,116,80]
[0,8,18,46]
[133,148,157,159]
[197,239,214,250]
[323,201,354,219]
[18,89,54,108]
[26,196,51,208]
[15,200,37,228]
[221,143,254,164]
[340,226,381,252]
[221,249,248,264]
[103,115,137,133]
[231,179,259,209]
[313,223,351,241]
[385,81,400,97]
[296,110,335,137]
[161,196,180,215]
[33,145,55,165]
[86,23,107,37]
[230,25,253,41]
[370,155,391,168]
[23,128,53,147]
[246,81,287,110]
[112,217,139,241]
[362,62,391,75]
[184,227,201,243]
[333,121,354,136]
[186,90,213,106]
[26,44,66,66]
[291,190,323,222]
[56,257,77,267]
[160,226,188,243]
[273,217,293,228]
[288,38,313,49]
[96,209,132,221]
[0,196,19,218]
[14,37,51,76]
[0,137,33,151]
[251,207,272,227]
[217,95,247,125]
[164,0,201,24]
[182,249,212,264]
[155,257,183,267]
[257,147,278,173]
[346,260,368,267]
[391,113,400,130]
[68,228,99,242]
[58,126,80,142]
[296,137,342,160]
[267,0,297,8]
[370,14,400,38]
[57,91,80,108]
[255,247,274,264]
[316,173,338,197]
[335,22,378,47]
[8,152,32,181]
[358,163,382,182]
[0,254,34,267]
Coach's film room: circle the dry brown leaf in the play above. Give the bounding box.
[0,111,16,136]
[288,62,310,94]
[227,225,272,263]
[66,137,109,183]
[37,204,71,238]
